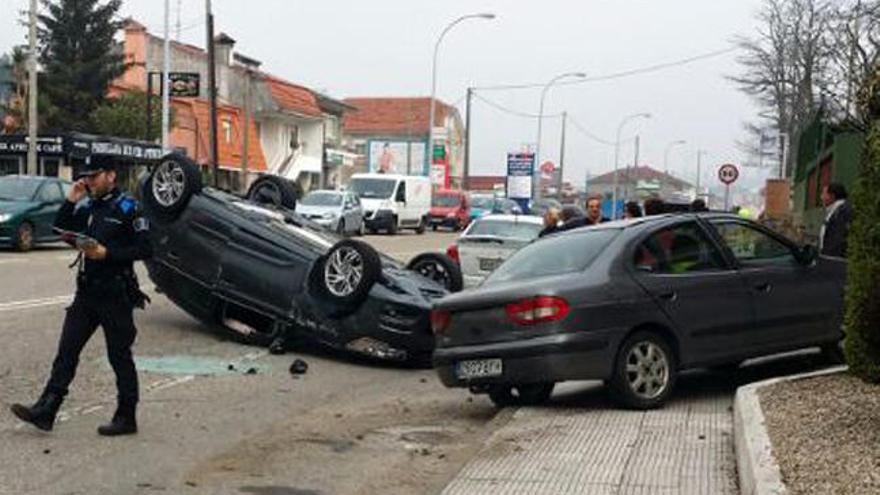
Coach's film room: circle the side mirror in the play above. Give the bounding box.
[797,244,819,265]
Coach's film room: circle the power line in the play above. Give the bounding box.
[472,92,563,120]
[474,46,737,92]
[567,116,617,146]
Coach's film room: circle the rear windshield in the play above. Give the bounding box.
[485,229,620,284]
[470,196,494,209]
[432,194,460,207]
[466,218,543,240]
[301,191,342,206]
[350,178,396,199]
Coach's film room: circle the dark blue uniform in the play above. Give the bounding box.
[46,188,152,415]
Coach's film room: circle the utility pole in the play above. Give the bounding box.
[206,0,219,187]
[557,111,567,197]
[625,135,639,200]
[240,69,251,193]
[696,149,705,200]
[27,0,38,176]
[162,0,171,150]
[463,87,472,191]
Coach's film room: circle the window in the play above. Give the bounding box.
[37,182,63,203]
[711,221,795,267]
[395,181,406,202]
[222,119,233,144]
[634,223,726,274]
[289,126,300,150]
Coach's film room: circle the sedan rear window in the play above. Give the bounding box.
[466,218,543,240]
[485,229,619,284]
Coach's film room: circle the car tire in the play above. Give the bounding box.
[488,383,555,407]
[312,239,381,310]
[143,154,203,221]
[609,331,677,410]
[247,175,299,210]
[387,217,398,235]
[13,222,34,252]
[415,217,426,235]
[431,224,438,232]
[336,219,346,236]
[356,221,365,237]
[406,252,463,292]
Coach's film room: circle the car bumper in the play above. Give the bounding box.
[428,216,460,228]
[364,210,395,231]
[433,330,617,386]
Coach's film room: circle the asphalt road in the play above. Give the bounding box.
[0,230,832,495]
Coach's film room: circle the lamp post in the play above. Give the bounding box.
[533,71,586,201]
[663,139,686,175]
[611,112,651,219]
[428,13,494,182]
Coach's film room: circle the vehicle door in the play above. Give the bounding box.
[707,219,834,348]
[33,181,65,239]
[394,179,407,224]
[630,221,756,364]
[341,193,357,231]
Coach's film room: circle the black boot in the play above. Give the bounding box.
[97,405,137,436]
[10,393,64,432]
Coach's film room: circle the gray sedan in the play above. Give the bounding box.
[295,190,365,236]
[431,213,845,409]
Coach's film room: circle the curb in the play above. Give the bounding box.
[734,365,847,495]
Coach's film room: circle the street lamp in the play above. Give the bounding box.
[533,71,586,200]
[428,13,495,182]
[663,139,687,175]
[611,112,651,218]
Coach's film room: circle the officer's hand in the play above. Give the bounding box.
[81,242,107,260]
[68,180,88,203]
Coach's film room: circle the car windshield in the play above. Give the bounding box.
[470,196,494,209]
[0,177,40,201]
[466,218,543,240]
[350,178,396,199]
[301,192,342,206]
[432,194,460,207]
[486,229,620,284]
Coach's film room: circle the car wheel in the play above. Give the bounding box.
[387,217,398,235]
[356,221,365,237]
[431,224,438,232]
[610,331,677,410]
[13,222,34,252]
[247,175,299,210]
[406,252,463,292]
[143,154,203,221]
[488,383,555,407]
[312,239,381,310]
[415,217,426,235]
[336,219,346,236]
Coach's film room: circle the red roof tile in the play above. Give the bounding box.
[171,98,267,172]
[589,165,691,187]
[264,76,322,117]
[342,97,452,136]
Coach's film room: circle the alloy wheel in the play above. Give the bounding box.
[152,160,187,207]
[324,246,364,297]
[624,341,670,400]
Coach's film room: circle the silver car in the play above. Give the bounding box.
[447,214,544,287]
[295,190,365,236]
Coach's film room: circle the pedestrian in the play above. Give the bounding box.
[690,198,708,212]
[560,195,606,230]
[560,204,584,223]
[820,182,853,258]
[538,207,561,237]
[624,201,643,219]
[10,156,152,436]
[643,197,665,216]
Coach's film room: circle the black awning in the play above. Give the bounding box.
[0,132,164,162]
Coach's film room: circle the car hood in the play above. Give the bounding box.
[360,197,392,211]
[295,204,342,217]
[0,200,36,215]
[430,206,456,215]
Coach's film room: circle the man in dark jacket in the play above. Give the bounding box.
[10,156,152,436]
[820,182,852,258]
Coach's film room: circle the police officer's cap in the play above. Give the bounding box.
[78,155,117,178]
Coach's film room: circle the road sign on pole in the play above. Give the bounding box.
[718,163,739,211]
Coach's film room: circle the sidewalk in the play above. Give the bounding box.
[442,381,737,495]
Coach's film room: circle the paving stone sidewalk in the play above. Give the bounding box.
[442,383,737,495]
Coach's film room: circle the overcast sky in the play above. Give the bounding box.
[2,0,773,191]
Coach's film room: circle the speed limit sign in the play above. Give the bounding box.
[718,164,739,185]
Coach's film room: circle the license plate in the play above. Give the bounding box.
[479,258,502,271]
[456,358,503,379]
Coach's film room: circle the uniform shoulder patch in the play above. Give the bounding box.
[116,195,137,215]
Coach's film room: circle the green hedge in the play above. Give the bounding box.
[844,119,880,382]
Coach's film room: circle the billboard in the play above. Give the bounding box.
[368,140,427,175]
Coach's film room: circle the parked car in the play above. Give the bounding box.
[432,213,845,409]
[349,173,431,235]
[494,198,524,215]
[468,193,496,220]
[296,189,365,236]
[446,214,544,287]
[0,175,72,251]
[140,154,463,364]
[429,189,470,231]
[528,198,562,217]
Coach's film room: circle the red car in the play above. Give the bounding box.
[429,189,470,231]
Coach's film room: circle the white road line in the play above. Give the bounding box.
[0,285,156,313]
[0,259,27,265]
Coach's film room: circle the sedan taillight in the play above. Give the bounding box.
[430,309,452,334]
[446,244,459,263]
[505,296,570,325]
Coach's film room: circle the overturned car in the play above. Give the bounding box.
[140,154,462,364]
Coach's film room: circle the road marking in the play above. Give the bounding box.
[0,259,27,265]
[0,285,156,313]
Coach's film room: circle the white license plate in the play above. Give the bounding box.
[479,258,502,271]
[456,358,503,379]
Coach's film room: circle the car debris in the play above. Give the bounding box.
[289,359,308,375]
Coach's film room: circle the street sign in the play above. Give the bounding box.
[718,163,739,185]
[506,152,535,212]
[151,72,201,97]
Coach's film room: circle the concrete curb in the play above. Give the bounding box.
[734,365,847,495]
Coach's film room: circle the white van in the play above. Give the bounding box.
[349,173,431,234]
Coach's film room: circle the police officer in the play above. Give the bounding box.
[10,155,152,436]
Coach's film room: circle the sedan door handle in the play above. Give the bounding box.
[658,291,678,302]
[754,282,772,293]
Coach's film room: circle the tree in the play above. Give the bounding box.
[844,66,880,382]
[1,46,29,134]
[731,0,834,177]
[91,91,169,142]
[36,0,125,133]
